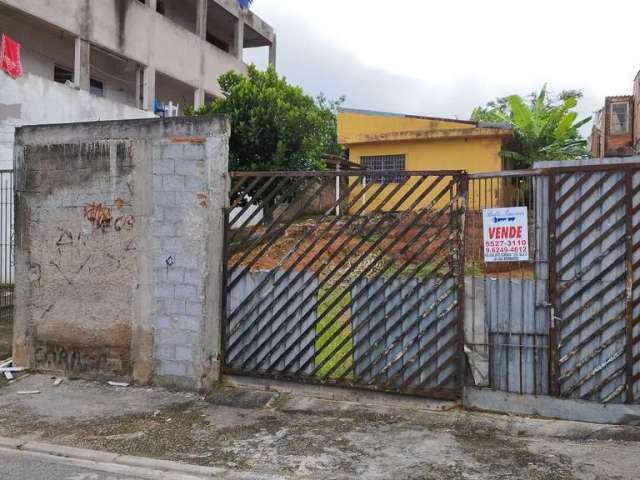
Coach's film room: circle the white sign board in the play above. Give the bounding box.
[483,207,529,262]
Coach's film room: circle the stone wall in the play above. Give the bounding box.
[13,116,229,390]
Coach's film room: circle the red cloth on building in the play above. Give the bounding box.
[1,34,23,79]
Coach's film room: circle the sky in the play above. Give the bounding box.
[244,0,640,131]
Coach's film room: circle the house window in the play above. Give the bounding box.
[361,154,407,184]
[90,78,104,97]
[610,102,629,135]
[53,66,73,85]
[206,32,230,52]
[54,65,104,97]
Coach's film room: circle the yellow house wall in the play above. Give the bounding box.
[347,137,504,213]
[338,111,470,144]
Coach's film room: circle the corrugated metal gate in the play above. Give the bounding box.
[548,164,639,403]
[222,171,467,399]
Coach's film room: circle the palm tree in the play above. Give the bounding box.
[472,86,591,169]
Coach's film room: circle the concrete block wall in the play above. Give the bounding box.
[150,136,228,389]
[14,117,229,390]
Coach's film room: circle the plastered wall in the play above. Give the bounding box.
[13,116,229,390]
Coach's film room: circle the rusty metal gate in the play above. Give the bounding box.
[222,171,467,399]
[548,164,640,404]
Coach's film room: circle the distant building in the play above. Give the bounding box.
[337,108,512,174]
[0,0,276,169]
[336,108,513,211]
[590,72,640,158]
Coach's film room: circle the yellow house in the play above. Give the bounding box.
[337,108,512,211]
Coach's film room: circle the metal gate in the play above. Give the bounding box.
[549,164,640,404]
[222,171,467,399]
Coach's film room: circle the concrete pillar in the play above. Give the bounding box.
[232,14,244,60]
[142,66,156,112]
[268,34,277,68]
[196,0,208,39]
[194,88,205,110]
[73,38,90,91]
[147,0,157,10]
[135,66,143,109]
[13,117,231,390]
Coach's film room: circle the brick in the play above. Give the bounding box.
[184,176,206,192]
[175,190,197,206]
[166,267,185,283]
[186,300,203,316]
[153,175,163,191]
[176,255,200,269]
[162,237,184,252]
[154,298,168,315]
[162,175,184,191]
[174,315,200,332]
[162,143,205,161]
[153,221,176,237]
[175,345,194,362]
[175,159,202,176]
[157,329,196,347]
[182,269,201,286]
[155,344,176,360]
[155,315,173,330]
[152,158,174,175]
[162,207,184,223]
[154,191,176,206]
[156,283,174,299]
[155,254,178,269]
[167,299,186,314]
[174,284,197,299]
[156,360,187,377]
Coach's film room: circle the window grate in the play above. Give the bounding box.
[361,154,407,184]
[610,102,629,135]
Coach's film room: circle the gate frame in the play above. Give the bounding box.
[221,169,469,400]
[545,162,640,404]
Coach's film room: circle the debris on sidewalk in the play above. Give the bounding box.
[107,381,130,388]
[0,358,28,383]
[17,390,40,395]
[52,378,63,387]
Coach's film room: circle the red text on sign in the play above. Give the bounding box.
[488,226,523,240]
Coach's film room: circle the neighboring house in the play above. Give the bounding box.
[336,108,512,210]
[0,0,276,169]
[590,71,640,158]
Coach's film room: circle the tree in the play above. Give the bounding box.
[186,65,344,171]
[471,86,591,169]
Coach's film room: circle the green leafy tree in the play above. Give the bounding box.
[186,65,344,171]
[471,86,591,169]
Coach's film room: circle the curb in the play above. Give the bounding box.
[0,436,282,479]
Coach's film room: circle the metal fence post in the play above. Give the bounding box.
[457,173,469,395]
[624,170,635,403]
[547,171,560,397]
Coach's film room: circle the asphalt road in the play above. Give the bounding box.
[0,447,199,480]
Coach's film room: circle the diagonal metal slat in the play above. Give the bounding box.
[227,176,443,360]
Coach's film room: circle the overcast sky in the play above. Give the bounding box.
[245,0,640,130]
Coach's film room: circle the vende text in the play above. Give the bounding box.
[488,226,523,240]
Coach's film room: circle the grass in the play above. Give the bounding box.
[315,285,354,380]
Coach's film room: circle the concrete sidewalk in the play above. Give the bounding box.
[1,375,640,479]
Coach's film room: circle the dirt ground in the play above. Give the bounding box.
[1,375,639,479]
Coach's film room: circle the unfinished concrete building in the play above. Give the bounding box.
[590,71,640,158]
[0,0,276,169]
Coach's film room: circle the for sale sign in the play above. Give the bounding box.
[482,207,529,262]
